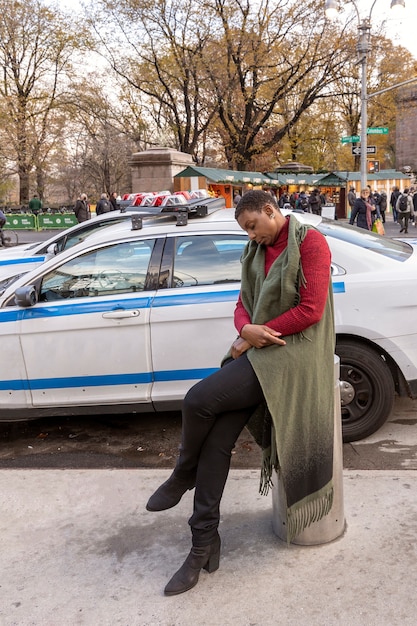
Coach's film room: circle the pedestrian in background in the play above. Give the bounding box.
[110,191,119,211]
[295,190,310,212]
[396,188,413,234]
[372,190,382,219]
[379,191,387,224]
[233,191,242,207]
[390,186,400,223]
[309,188,322,215]
[278,191,290,208]
[74,193,89,223]
[347,186,356,212]
[28,193,42,216]
[349,188,372,230]
[412,189,417,227]
[96,193,111,215]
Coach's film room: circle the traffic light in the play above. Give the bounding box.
[367,160,380,173]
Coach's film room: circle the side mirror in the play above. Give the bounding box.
[46,243,58,257]
[14,285,38,307]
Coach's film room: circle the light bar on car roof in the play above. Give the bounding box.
[130,205,210,230]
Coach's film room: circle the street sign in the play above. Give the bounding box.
[367,127,388,134]
[351,145,377,155]
[341,135,360,143]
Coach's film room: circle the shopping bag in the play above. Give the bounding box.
[372,218,385,235]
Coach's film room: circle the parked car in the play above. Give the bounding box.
[0,207,413,442]
[0,211,133,291]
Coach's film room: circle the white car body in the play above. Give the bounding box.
[0,208,414,441]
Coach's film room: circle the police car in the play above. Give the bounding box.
[0,207,414,442]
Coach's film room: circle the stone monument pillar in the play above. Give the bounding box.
[129,147,193,193]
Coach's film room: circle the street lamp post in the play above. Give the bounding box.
[324,0,406,190]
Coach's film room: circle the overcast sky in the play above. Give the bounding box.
[57,0,417,61]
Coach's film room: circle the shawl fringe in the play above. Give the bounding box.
[286,483,334,544]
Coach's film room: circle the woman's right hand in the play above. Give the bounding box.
[240,324,286,348]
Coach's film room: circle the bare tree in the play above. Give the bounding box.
[0,0,84,204]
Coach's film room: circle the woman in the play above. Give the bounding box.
[146,190,335,596]
[349,188,372,230]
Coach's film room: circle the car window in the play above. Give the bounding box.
[39,239,156,301]
[37,216,128,254]
[318,219,413,262]
[173,234,247,287]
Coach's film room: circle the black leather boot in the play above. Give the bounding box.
[164,534,221,596]
[146,472,195,512]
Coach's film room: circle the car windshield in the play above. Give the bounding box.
[318,219,412,262]
[37,216,129,255]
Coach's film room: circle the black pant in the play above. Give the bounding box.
[175,354,264,546]
[399,212,410,231]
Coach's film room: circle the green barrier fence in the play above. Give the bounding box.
[37,213,78,229]
[5,212,78,231]
[5,214,36,229]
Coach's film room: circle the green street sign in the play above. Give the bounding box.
[341,135,360,143]
[367,127,388,134]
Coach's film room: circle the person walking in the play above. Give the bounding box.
[390,186,400,223]
[74,194,89,223]
[295,190,310,212]
[396,188,413,234]
[308,188,322,215]
[347,186,356,216]
[379,191,387,224]
[349,188,373,230]
[146,190,335,596]
[95,193,111,215]
[412,188,417,227]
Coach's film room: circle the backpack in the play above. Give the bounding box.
[398,194,408,212]
[299,196,309,210]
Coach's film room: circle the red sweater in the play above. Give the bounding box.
[234,218,331,337]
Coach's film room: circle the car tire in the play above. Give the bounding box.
[335,340,395,443]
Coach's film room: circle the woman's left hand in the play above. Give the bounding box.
[231,337,251,359]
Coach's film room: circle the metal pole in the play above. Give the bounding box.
[357,20,371,190]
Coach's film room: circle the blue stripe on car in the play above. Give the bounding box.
[0,256,45,266]
[332,282,345,293]
[0,368,218,391]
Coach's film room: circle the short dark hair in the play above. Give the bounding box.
[235,190,279,219]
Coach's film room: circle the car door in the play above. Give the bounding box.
[17,237,158,408]
[150,231,248,404]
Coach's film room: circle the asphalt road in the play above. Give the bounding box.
[0,394,416,470]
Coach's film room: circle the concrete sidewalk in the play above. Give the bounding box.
[0,469,416,626]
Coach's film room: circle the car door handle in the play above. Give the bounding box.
[102,310,140,319]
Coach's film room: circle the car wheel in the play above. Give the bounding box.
[335,340,395,443]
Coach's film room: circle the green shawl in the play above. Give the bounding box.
[240,214,335,542]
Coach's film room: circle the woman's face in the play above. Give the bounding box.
[360,190,370,200]
[237,206,282,246]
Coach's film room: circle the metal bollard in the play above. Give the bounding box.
[272,355,345,545]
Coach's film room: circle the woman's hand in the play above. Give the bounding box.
[231,337,251,359]
[240,324,286,349]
